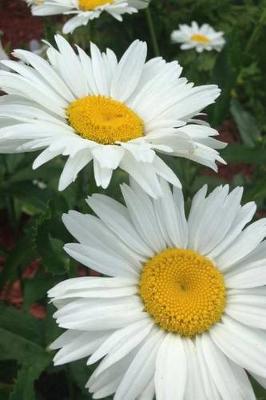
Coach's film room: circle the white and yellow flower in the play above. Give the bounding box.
[0,36,225,197]
[49,181,266,399]
[27,0,149,34]
[171,21,225,53]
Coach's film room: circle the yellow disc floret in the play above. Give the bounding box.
[79,0,112,11]
[67,95,144,145]
[139,248,226,337]
[191,34,210,44]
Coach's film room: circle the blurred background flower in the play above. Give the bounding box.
[171,21,225,52]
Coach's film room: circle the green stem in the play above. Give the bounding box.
[245,7,266,55]
[66,366,76,400]
[145,8,160,57]
[3,156,17,231]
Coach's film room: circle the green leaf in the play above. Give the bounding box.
[43,304,62,348]
[0,305,44,347]
[0,222,37,288]
[221,144,266,164]
[23,273,58,309]
[0,306,52,399]
[0,326,51,365]
[209,48,238,124]
[69,361,92,394]
[9,362,49,400]
[36,222,70,275]
[230,98,261,147]
[251,376,266,400]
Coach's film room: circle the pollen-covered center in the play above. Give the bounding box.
[191,33,210,44]
[79,0,113,10]
[139,248,226,337]
[67,95,144,145]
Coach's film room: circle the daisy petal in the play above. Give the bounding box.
[155,333,187,400]
[210,316,266,377]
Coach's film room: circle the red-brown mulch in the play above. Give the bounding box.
[0,0,44,48]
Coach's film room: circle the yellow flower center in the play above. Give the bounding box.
[67,95,144,145]
[79,0,112,11]
[139,248,226,337]
[191,33,210,44]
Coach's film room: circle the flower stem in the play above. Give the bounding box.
[245,7,266,55]
[145,8,160,57]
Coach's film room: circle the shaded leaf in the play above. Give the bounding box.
[230,98,261,147]
[221,144,266,164]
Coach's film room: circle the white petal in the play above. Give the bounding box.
[59,150,92,191]
[92,145,124,169]
[210,316,266,377]
[52,330,109,366]
[136,379,154,400]
[63,211,143,269]
[88,318,152,365]
[155,333,187,400]
[154,180,188,248]
[12,49,74,102]
[87,352,134,397]
[90,42,109,95]
[198,187,243,255]
[121,183,166,253]
[86,194,153,257]
[48,276,137,300]
[188,185,230,251]
[54,297,144,331]
[89,319,153,376]
[64,243,138,278]
[216,219,266,271]
[111,40,147,102]
[225,241,266,289]
[93,158,113,189]
[198,333,252,400]
[226,288,266,329]
[32,147,62,169]
[54,34,88,97]
[114,328,164,400]
[196,336,222,399]
[120,154,163,198]
[209,202,257,259]
[183,339,207,400]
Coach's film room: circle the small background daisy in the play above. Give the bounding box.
[171,21,226,53]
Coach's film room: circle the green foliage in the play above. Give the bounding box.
[0,0,266,398]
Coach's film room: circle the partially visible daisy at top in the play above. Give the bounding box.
[0,35,225,197]
[26,0,150,34]
[171,21,225,53]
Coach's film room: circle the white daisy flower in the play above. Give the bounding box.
[0,36,225,197]
[26,0,150,34]
[48,180,266,399]
[171,21,226,53]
